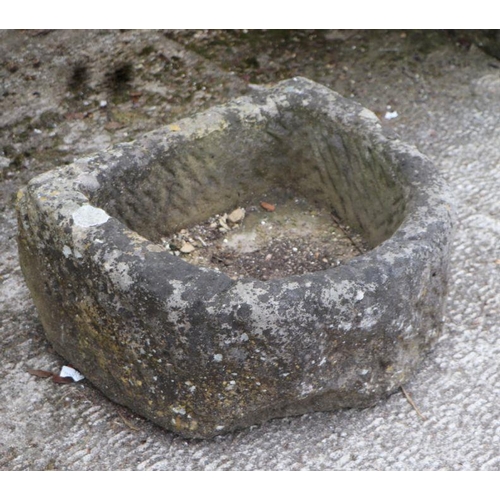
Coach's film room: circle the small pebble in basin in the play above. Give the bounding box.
[17,77,454,438]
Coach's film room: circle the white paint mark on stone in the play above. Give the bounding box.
[164,279,189,324]
[300,383,315,397]
[73,205,110,227]
[214,353,223,362]
[104,260,134,290]
[171,406,186,415]
[360,306,380,330]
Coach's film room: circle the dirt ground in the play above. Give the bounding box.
[2,30,500,470]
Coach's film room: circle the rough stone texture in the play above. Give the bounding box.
[16,77,454,438]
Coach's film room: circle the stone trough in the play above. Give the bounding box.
[17,77,454,438]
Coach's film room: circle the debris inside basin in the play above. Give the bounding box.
[162,187,369,281]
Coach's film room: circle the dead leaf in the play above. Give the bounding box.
[65,112,85,121]
[52,374,74,384]
[104,121,124,131]
[118,411,140,431]
[260,201,275,212]
[27,368,54,378]
[130,91,142,103]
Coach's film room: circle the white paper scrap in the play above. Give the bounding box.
[384,110,398,120]
[60,365,85,382]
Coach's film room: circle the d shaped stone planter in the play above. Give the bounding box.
[17,78,454,438]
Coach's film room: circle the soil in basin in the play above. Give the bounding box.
[161,188,369,281]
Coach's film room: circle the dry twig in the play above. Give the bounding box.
[118,411,140,431]
[401,385,427,421]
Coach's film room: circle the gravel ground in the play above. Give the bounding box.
[1,29,500,470]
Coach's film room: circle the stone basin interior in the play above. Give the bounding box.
[161,186,370,281]
[90,105,407,251]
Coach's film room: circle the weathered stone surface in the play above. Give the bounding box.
[16,77,454,438]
